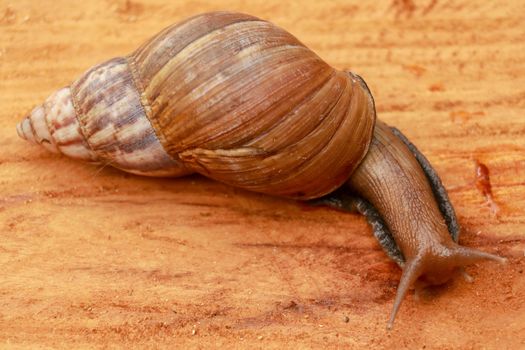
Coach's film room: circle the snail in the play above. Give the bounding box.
[16,11,505,328]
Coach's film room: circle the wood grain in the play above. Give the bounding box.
[1,0,524,348]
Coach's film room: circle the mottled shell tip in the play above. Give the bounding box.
[16,111,39,144]
[16,117,29,141]
[17,87,97,160]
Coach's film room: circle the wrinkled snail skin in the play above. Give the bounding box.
[345,121,506,328]
[16,11,506,328]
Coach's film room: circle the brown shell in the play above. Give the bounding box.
[18,11,376,200]
[130,12,376,199]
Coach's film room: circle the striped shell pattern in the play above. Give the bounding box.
[17,11,376,200]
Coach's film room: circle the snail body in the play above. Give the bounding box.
[17,11,505,328]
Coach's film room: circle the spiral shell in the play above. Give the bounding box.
[17,11,376,199]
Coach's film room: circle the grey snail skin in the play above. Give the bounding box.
[16,11,506,329]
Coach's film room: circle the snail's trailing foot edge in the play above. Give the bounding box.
[309,192,404,266]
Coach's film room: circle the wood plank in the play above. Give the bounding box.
[0,0,523,348]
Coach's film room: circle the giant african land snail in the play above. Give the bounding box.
[16,11,506,328]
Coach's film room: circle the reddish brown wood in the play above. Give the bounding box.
[1,1,524,348]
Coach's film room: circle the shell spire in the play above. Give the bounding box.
[17,59,191,178]
[17,87,96,161]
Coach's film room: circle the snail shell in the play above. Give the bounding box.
[17,12,375,200]
[17,11,506,329]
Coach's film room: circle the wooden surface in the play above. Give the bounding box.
[1,0,524,348]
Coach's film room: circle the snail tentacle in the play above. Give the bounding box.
[387,256,424,330]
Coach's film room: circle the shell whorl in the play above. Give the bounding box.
[69,57,189,177]
[17,58,189,177]
[17,87,96,161]
[130,12,376,199]
[17,11,376,199]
